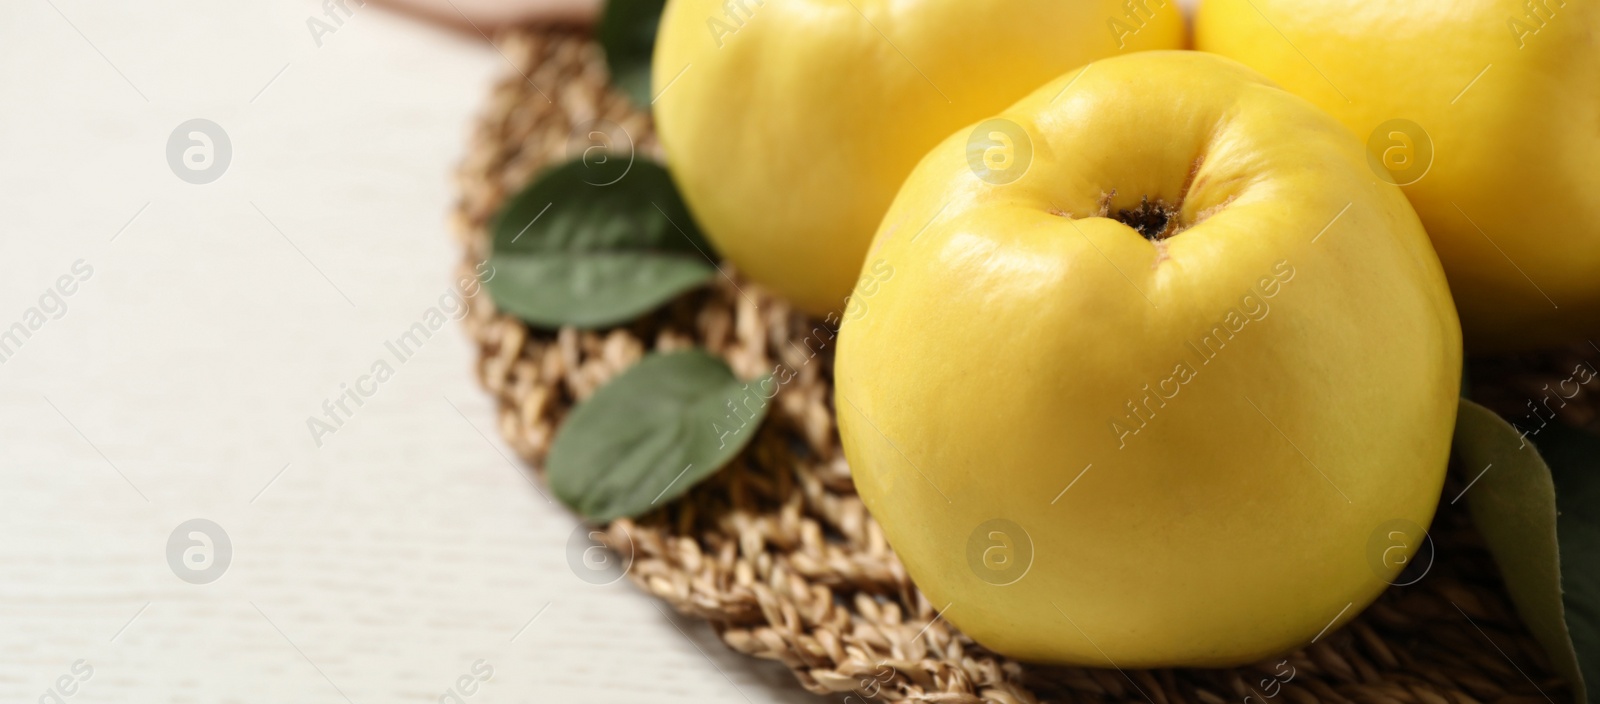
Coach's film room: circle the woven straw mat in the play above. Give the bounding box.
[452,25,1584,704]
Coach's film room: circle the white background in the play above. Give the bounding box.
[0,2,819,702]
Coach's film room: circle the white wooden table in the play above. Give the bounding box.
[0,3,818,702]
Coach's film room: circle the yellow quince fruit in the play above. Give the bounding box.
[836,51,1462,667]
[1196,0,1600,349]
[651,0,1185,317]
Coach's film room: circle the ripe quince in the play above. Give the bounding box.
[836,52,1462,667]
[651,0,1185,316]
[1197,0,1600,349]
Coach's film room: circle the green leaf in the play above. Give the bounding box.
[1454,399,1600,703]
[1534,422,1600,703]
[547,350,773,522]
[488,157,714,329]
[597,0,666,107]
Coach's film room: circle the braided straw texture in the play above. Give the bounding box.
[453,26,1578,704]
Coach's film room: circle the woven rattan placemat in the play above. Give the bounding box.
[452,26,1577,704]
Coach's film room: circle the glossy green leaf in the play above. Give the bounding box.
[548,350,774,522]
[488,157,714,329]
[1454,399,1599,703]
[597,0,666,107]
